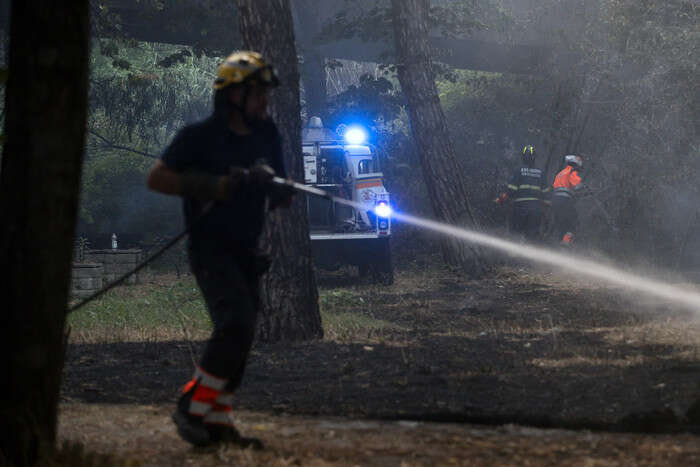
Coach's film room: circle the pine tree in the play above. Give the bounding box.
[0,2,90,464]
[236,0,323,341]
[390,0,485,275]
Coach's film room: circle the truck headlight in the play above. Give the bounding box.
[374,201,391,218]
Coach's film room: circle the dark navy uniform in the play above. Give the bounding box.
[161,115,286,386]
[506,165,549,241]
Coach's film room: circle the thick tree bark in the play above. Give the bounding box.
[0,2,90,465]
[299,48,327,119]
[390,0,484,276]
[292,0,328,119]
[236,0,322,341]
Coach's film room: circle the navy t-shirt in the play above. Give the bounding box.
[160,115,287,256]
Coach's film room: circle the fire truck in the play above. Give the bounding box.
[302,117,393,284]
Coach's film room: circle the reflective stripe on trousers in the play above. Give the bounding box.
[203,404,235,426]
[553,187,574,198]
[182,365,235,426]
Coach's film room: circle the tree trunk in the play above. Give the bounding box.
[292,0,328,119]
[390,0,484,276]
[0,2,90,465]
[300,48,327,119]
[236,0,322,342]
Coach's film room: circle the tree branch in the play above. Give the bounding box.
[88,129,158,159]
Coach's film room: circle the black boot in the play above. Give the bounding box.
[207,424,264,450]
[172,387,212,447]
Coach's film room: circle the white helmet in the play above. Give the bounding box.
[308,116,323,128]
[564,154,583,168]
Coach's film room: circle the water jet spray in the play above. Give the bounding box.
[273,177,700,313]
[69,177,700,314]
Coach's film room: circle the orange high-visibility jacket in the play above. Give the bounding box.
[552,166,582,198]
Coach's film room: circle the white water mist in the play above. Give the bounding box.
[392,211,700,312]
[290,180,700,313]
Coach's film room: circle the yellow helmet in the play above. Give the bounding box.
[213,51,279,90]
[522,144,536,157]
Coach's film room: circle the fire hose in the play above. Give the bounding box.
[67,177,370,314]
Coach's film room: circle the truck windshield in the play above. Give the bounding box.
[319,147,349,184]
[320,147,345,160]
[358,159,376,174]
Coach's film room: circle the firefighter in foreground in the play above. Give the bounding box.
[552,154,584,245]
[146,51,294,448]
[497,145,550,241]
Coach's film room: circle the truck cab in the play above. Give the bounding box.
[302,117,393,284]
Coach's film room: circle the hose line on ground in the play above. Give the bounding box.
[67,178,349,314]
[68,225,191,314]
[67,201,215,314]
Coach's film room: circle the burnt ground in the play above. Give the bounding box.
[59,265,700,464]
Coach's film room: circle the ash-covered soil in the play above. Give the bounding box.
[60,265,700,463]
[58,404,700,466]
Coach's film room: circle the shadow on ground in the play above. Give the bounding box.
[62,268,700,434]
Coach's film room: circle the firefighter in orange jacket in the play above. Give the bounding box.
[552,154,583,245]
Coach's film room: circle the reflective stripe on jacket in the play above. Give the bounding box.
[507,166,550,203]
[552,166,582,198]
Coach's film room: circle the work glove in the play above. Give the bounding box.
[181,164,277,201]
[248,163,276,187]
[226,164,276,196]
[179,171,233,201]
[268,182,296,210]
[494,192,508,206]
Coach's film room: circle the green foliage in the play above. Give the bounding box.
[157,48,193,68]
[68,276,211,340]
[319,288,404,342]
[78,150,179,238]
[324,73,404,131]
[67,277,402,343]
[321,69,431,220]
[316,0,502,45]
[80,39,220,242]
[89,39,215,143]
[329,0,699,265]
[438,70,552,223]
[587,0,699,264]
[315,0,506,78]
[2,0,691,268]
[111,58,131,70]
[462,0,700,265]
[317,2,394,44]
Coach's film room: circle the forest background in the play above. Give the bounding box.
[4,0,696,270]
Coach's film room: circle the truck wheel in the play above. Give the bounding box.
[358,261,371,279]
[374,238,394,285]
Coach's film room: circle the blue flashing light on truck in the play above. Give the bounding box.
[301,117,393,284]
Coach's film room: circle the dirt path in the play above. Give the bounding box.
[60,266,700,464]
[59,403,700,466]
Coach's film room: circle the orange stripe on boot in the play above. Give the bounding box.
[182,378,197,394]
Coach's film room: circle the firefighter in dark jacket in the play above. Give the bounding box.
[146,51,294,449]
[497,145,550,241]
[552,154,583,245]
